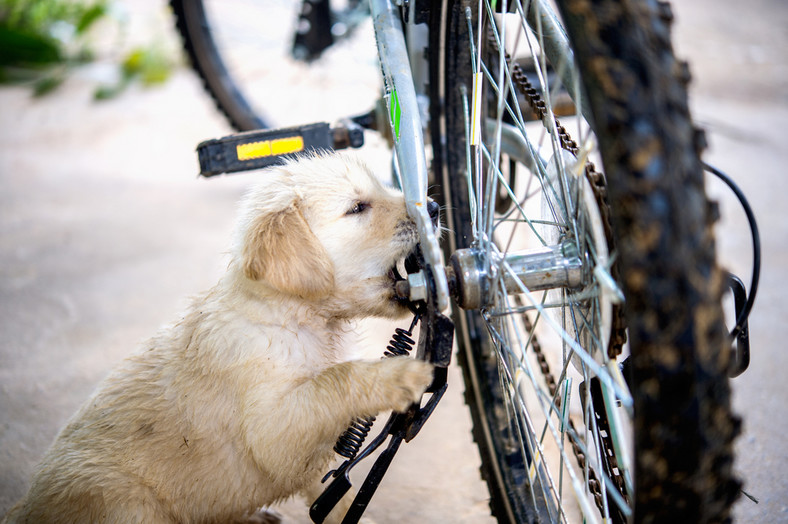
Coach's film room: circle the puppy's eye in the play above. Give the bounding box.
[346,201,370,215]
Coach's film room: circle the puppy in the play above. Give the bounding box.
[4,152,434,523]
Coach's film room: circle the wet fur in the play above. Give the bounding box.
[3,153,433,523]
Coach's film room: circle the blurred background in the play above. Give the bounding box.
[1,0,785,521]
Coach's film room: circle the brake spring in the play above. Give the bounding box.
[334,417,376,460]
[384,320,419,357]
[332,314,420,461]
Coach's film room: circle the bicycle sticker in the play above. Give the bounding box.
[389,88,401,143]
[236,136,304,161]
[470,72,482,145]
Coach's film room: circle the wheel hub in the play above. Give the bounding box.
[448,243,586,310]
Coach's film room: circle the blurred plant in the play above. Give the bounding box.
[94,43,172,99]
[0,0,175,98]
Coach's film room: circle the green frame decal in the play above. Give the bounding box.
[389,88,401,142]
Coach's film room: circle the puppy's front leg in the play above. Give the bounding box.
[244,358,433,492]
[298,357,434,447]
[313,356,434,416]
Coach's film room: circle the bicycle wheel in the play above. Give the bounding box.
[428,0,740,522]
[170,0,380,131]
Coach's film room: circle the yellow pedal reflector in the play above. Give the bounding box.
[236,136,305,161]
[236,141,271,161]
[271,136,305,155]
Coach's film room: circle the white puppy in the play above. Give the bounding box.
[4,153,434,523]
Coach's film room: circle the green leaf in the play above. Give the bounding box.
[76,3,106,34]
[121,48,144,76]
[0,26,62,66]
[33,71,64,96]
[121,46,172,86]
[93,81,126,100]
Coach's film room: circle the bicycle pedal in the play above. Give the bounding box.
[196,121,364,177]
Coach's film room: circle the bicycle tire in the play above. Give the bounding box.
[170,0,380,133]
[428,0,740,522]
[170,0,266,131]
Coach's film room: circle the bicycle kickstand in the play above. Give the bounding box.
[310,268,454,524]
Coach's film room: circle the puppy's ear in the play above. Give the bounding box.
[242,203,335,300]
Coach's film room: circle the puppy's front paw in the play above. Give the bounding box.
[376,357,434,412]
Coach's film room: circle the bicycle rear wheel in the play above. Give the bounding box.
[429,0,740,522]
[170,0,380,131]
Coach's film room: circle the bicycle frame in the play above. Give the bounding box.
[369,0,450,311]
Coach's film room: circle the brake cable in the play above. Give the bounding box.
[703,162,761,340]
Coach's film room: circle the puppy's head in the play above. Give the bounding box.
[233,152,420,319]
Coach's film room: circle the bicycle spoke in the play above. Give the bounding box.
[488,314,602,524]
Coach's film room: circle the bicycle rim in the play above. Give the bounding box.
[429,0,738,522]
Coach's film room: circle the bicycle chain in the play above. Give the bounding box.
[505,50,627,360]
[489,31,629,514]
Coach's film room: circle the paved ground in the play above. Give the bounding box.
[1,0,786,522]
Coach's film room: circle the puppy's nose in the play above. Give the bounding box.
[427,200,440,228]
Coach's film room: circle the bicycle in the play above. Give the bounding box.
[170,0,760,522]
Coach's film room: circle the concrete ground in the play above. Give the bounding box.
[1,0,785,522]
